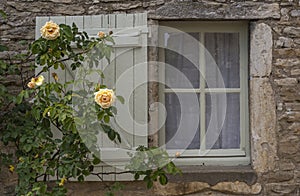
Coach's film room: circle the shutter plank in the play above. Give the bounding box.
[115,14,134,150]
[66,16,84,31]
[133,13,148,147]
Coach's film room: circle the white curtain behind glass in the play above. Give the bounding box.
[164,32,240,150]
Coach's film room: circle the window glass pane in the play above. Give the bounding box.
[165,93,200,149]
[165,32,200,88]
[205,93,240,149]
[205,33,240,88]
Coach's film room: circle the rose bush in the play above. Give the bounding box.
[0,13,180,196]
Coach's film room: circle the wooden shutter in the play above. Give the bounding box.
[35,13,148,181]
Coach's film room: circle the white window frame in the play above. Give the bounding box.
[158,21,250,166]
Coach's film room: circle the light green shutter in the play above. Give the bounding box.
[35,13,148,181]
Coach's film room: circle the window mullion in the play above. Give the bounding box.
[199,32,206,153]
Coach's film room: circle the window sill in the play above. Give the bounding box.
[167,165,257,186]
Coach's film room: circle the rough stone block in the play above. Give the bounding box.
[291,68,300,75]
[275,37,293,48]
[265,183,299,195]
[250,78,277,173]
[283,26,300,37]
[211,181,262,195]
[250,23,272,77]
[274,78,298,86]
[291,9,300,17]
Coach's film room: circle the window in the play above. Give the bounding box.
[158,22,249,165]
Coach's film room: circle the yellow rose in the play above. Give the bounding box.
[40,21,60,40]
[18,157,24,163]
[94,89,115,109]
[27,81,36,89]
[175,152,181,157]
[51,72,59,81]
[33,75,44,86]
[97,31,106,39]
[59,177,67,186]
[9,165,14,173]
[27,75,44,88]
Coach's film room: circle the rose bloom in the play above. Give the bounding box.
[9,165,14,173]
[40,21,60,40]
[97,31,106,39]
[27,75,44,88]
[33,75,45,86]
[52,72,59,81]
[27,81,36,89]
[94,88,115,109]
[59,177,67,186]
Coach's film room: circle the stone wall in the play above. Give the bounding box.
[1,0,300,195]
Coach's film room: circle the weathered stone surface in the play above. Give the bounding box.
[150,2,280,19]
[263,171,295,183]
[211,181,262,195]
[274,78,298,86]
[291,9,300,17]
[278,160,296,171]
[250,23,272,77]
[250,78,277,173]
[283,26,300,37]
[274,58,300,67]
[274,48,300,57]
[279,137,299,155]
[153,181,262,196]
[275,37,293,48]
[281,8,290,21]
[291,68,300,75]
[66,181,154,196]
[265,183,299,195]
[49,0,72,3]
[6,1,85,14]
[153,182,210,196]
[288,122,300,135]
[286,103,300,111]
[279,87,300,102]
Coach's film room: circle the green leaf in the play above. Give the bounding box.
[23,144,32,153]
[78,175,84,181]
[16,91,24,104]
[104,115,110,123]
[97,111,105,120]
[159,174,168,185]
[108,130,116,141]
[134,173,140,180]
[116,133,121,143]
[92,157,101,165]
[60,24,73,40]
[147,180,153,189]
[116,96,125,104]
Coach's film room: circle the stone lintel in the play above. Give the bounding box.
[149,2,280,20]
